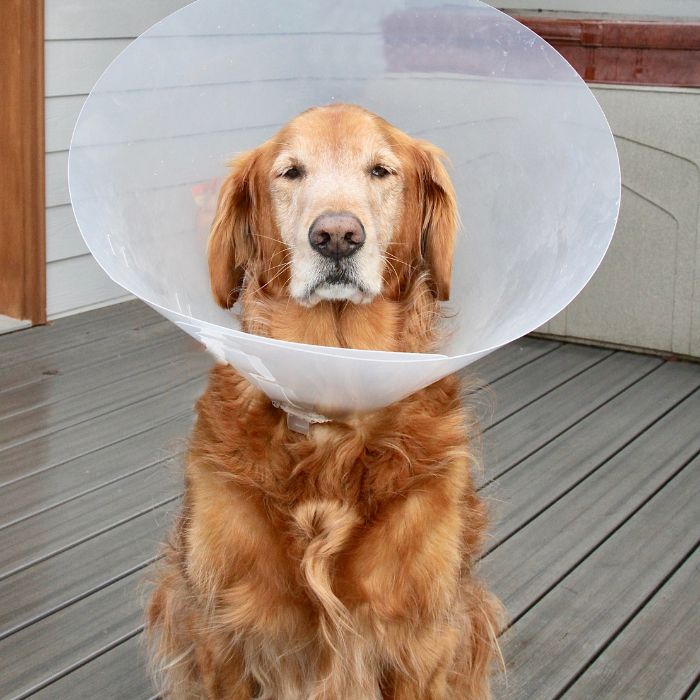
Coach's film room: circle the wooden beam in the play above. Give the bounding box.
[512,15,700,88]
[0,0,46,325]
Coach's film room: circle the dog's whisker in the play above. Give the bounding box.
[257,262,293,291]
[252,232,291,246]
[382,256,402,290]
[265,260,293,275]
[383,251,418,271]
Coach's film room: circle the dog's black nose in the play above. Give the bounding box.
[308,213,365,259]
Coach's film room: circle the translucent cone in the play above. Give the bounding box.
[69,0,620,416]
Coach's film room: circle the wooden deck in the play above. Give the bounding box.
[0,299,698,699]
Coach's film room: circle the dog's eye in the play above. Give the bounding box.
[371,165,390,178]
[282,166,302,180]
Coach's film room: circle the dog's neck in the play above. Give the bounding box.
[238,274,442,355]
[232,275,446,431]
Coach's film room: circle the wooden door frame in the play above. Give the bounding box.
[0,0,46,325]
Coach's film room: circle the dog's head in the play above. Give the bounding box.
[208,104,458,315]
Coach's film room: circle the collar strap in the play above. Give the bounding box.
[272,400,332,434]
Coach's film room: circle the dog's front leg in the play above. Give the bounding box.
[347,478,497,699]
[191,634,252,700]
[184,467,315,699]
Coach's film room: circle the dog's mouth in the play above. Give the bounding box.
[303,264,372,305]
[324,268,355,287]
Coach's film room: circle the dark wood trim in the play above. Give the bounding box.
[512,15,700,87]
[0,0,46,325]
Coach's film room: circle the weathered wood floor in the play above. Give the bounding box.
[0,300,698,699]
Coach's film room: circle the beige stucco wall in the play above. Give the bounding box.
[538,86,700,358]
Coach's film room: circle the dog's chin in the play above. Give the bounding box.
[313,282,372,305]
[298,280,375,307]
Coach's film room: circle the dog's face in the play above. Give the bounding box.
[208,103,457,313]
[270,107,405,305]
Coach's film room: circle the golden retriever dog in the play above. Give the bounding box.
[146,103,502,699]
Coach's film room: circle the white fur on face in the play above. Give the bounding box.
[269,119,404,306]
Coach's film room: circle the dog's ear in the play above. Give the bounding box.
[207,149,259,308]
[413,140,458,301]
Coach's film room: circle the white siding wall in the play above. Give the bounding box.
[44,0,193,319]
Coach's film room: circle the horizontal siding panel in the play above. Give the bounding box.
[68,34,382,93]
[45,33,382,99]
[70,81,347,147]
[45,38,131,97]
[45,0,193,40]
[47,255,131,318]
[117,2,387,37]
[68,76,581,208]
[71,72,508,150]
[46,204,88,262]
[46,94,86,152]
[46,151,68,207]
[72,129,262,200]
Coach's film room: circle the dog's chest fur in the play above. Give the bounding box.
[147,365,499,699]
[183,365,479,602]
[192,365,467,495]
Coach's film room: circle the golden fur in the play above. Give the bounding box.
[145,104,503,698]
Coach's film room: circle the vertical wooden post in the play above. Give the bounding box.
[0,0,46,325]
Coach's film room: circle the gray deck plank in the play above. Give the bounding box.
[480,351,661,485]
[0,351,210,451]
[486,416,700,697]
[0,504,175,640]
[484,344,611,427]
[0,376,204,487]
[0,300,161,365]
[30,633,156,700]
[687,682,700,699]
[0,412,191,527]
[464,337,561,385]
[0,461,181,580]
[564,545,700,700]
[482,387,700,623]
[0,330,202,420]
[482,360,700,549]
[0,318,180,394]
[0,570,145,700]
